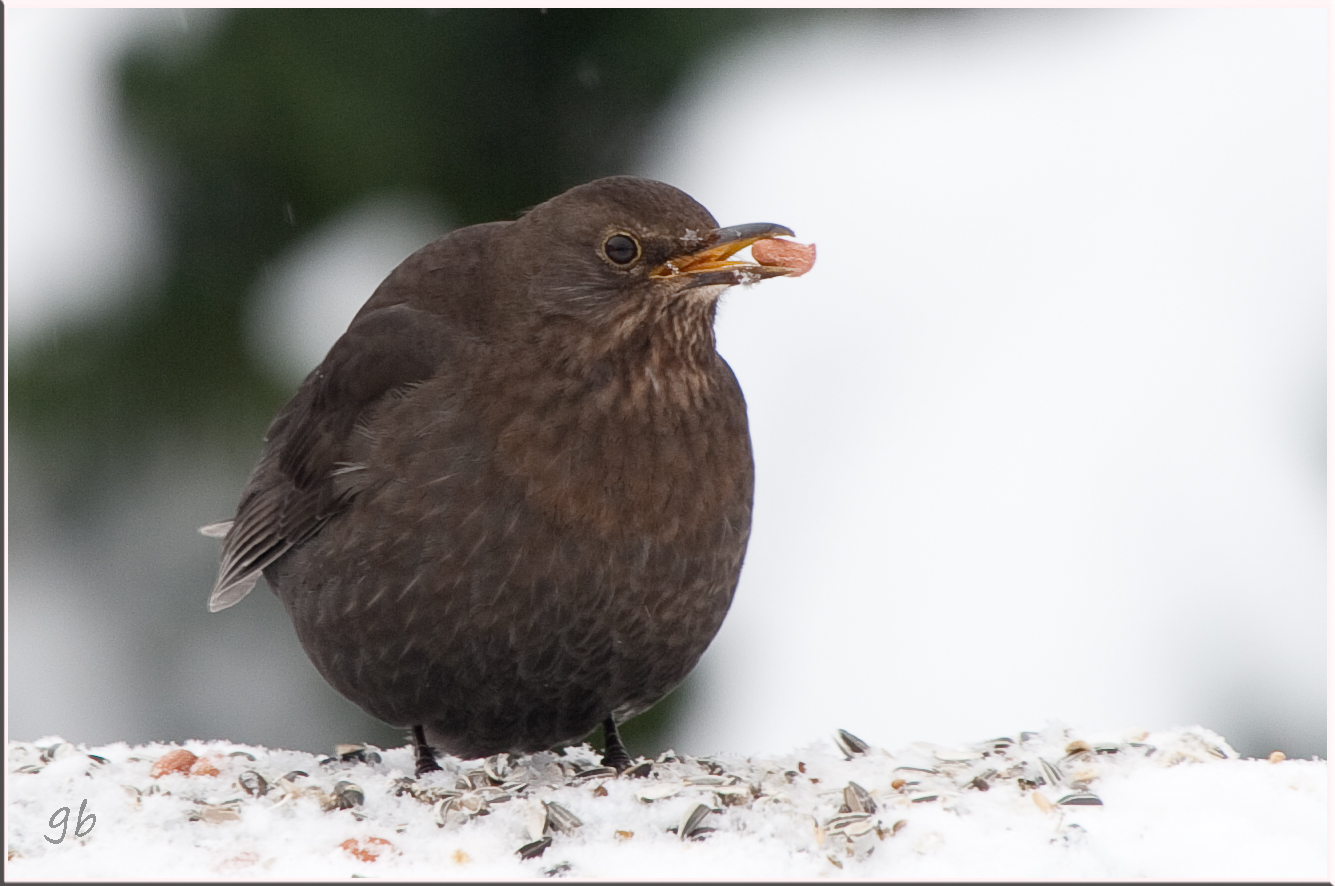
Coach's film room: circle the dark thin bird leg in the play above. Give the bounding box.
[412,724,443,776]
[601,716,633,772]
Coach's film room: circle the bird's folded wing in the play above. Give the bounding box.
[208,303,455,612]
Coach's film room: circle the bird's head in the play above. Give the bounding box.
[509,176,796,348]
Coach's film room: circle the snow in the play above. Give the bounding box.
[6,725,1325,879]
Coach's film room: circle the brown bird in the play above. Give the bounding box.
[204,176,800,775]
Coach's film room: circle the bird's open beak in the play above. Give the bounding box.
[652,222,797,287]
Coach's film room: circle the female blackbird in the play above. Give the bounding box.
[204,176,798,774]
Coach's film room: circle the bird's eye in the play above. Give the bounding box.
[603,234,640,265]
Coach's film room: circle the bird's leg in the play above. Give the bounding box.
[412,724,443,776]
[601,716,633,772]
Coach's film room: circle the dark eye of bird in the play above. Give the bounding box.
[603,234,639,265]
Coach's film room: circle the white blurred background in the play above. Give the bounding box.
[8,8,1327,760]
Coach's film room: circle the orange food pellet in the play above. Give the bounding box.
[151,749,198,778]
[752,238,816,276]
[341,837,395,863]
[218,852,260,872]
[189,755,221,777]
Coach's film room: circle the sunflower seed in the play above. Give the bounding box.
[15,765,43,774]
[834,729,870,759]
[843,782,876,814]
[1093,744,1119,755]
[825,812,872,831]
[1038,758,1063,787]
[676,803,714,841]
[543,801,583,835]
[280,770,308,783]
[837,816,879,840]
[683,774,728,786]
[500,781,529,796]
[572,766,617,782]
[625,761,653,779]
[907,792,939,803]
[892,766,940,776]
[227,750,257,761]
[517,836,552,860]
[1057,791,1103,806]
[541,861,571,877]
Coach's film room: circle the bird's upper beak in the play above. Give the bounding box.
[651,222,797,288]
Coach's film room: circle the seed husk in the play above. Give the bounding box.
[238,771,269,797]
[834,729,870,759]
[331,781,364,809]
[636,781,684,802]
[572,765,617,782]
[1057,791,1103,806]
[517,836,552,860]
[1038,758,1063,787]
[483,752,511,783]
[676,803,714,841]
[843,781,876,814]
[543,800,583,835]
[625,761,654,779]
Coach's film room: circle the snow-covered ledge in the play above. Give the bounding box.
[5,725,1325,879]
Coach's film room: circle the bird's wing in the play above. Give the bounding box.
[207,303,455,612]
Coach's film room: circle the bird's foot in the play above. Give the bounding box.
[601,716,633,773]
[411,724,443,777]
